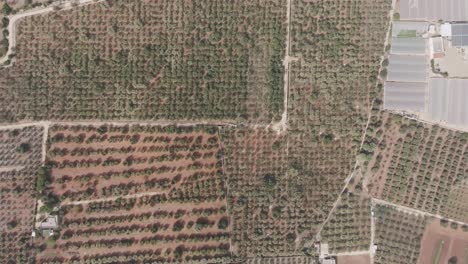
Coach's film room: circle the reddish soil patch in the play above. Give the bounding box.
[35,125,231,263]
[418,220,468,264]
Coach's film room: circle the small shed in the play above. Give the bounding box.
[40,215,59,230]
[322,258,336,264]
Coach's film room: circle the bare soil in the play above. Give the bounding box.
[36,125,231,262]
[418,219,468,264]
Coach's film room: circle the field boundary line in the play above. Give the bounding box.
[372,198,468,226]
[0,120,239,129]
[386,109,468,133]
[272,0,294,133]
[217,127,235,256]
[367,1,397,262]
[41,122,50,164]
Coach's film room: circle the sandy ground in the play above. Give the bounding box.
[418,219,468,264]
[436,46,468,78]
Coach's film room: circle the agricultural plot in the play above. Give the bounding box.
[246,256,317,264]
[320,192,371,254]
[289,0,391,133]
[337,254,370,264]
[36,124,231,263]
[0,126,44,263]
[361,111,468,221]
[221,128,298,257]
[276,0,391,255]
[0,0,286,123]
[374,205,427,264]
[219,0,392,258]
[442,180,468,223]
[286,0,392,228]
[418,219,468,264]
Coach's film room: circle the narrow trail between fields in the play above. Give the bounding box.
[0,0,105,66]
[272,0,296,134]
[372,198,468,227]
[0,120,237,129]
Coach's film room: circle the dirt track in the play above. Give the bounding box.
[0,0,105,65]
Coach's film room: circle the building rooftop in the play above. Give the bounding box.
[451,24,468,47]
[39,215,58,230]
[322,258,336,264]
[400,0,468,22]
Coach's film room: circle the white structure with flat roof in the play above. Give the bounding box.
[39,215,58,230]
[400,0,468,22]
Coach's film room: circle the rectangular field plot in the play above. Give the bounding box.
[247,256,317,264]
[361,112,468,222]
[387,55,428,83]
[321,193,371,254]
[390,38,427,55]
[384,82,427,111]
[374,205,427,264]
[0,126,44,263]
[36,125,231,263]
[400,0,468,21]
[429,78,468,127]
[417,219,468,264]
[392,22,429,38]
[429,78,449,121]
[0,0,287,123]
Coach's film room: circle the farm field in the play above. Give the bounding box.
[373,205,427,264]
[289,0,392,139]
[284,0,393,242]
[0,0,443,263]
[337,253,370,264]
[320,191,371,254]
[0,126,44,263]
[361,111,468,221]
[35,124,230,263]
[417,219,468,264]
[221,128,295,257]
[219,0,393,258]
[0,0,286,123]
[246,256,317,264]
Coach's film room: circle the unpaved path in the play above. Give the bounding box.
[372,198,468,226]
[272,0,296,133]
[0,0,105,65]
[0,120,236,129]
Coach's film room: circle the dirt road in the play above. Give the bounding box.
[0,0,105,65]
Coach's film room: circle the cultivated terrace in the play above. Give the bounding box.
[0,0,466,264]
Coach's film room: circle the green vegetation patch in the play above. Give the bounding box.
[397,29,417,38]
[0,0,287,123]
